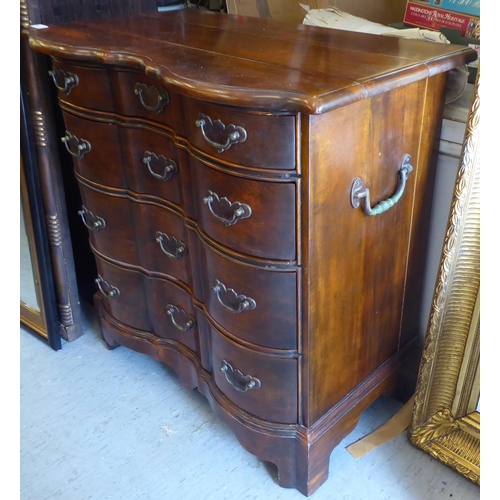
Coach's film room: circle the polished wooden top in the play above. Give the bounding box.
[29,9,477,113]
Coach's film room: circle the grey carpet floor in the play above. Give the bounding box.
[20,302,480,500]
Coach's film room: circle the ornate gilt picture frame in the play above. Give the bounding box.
[408,68,480,484]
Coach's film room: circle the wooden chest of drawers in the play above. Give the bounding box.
[30,10,476,496]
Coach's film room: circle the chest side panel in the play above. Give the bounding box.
[303,79,430,424]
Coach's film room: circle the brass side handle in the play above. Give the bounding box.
[61,131,91,159]
[203,190,252,227]
[195,113,247,153]
[211,279,256,314]
[350,154,414,216]
[220,360,261,392]
[155,231,186,259]
[95,275,120,299]
[78,206,106,232]
[142,151,177,181]
[48,68,79,95]
[134,83,169,114]
[165,304,195,331]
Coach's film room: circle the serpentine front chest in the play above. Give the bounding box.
[30,10,476,495]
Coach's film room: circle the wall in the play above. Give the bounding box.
[226,0,409,26]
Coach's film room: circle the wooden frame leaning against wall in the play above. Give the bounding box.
[408,67,480,484]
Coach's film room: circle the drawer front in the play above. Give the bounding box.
[201,243,297,349]
[62,113,184,207]
[184,98,296,170]
[79,183,191,284]
[113,70,177,129]
[133,202,191,284]
[95,257,151,332]
[51,60,114,112]
[120,126,182,206]
[78,184,139,266]
[95,257,198,355]
[145,277,198,355]
[192,159,296,261]
[211,327,298,424]
[61,112,127,189]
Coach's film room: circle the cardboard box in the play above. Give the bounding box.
[403,2,479,38]
[412,0,479,17]
[226,1,408,27]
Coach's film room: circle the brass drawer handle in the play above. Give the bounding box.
[48,68,79,95]
[155,231,186,259]
[195,113,247,153]
[134,83,169,114]
[350,154,414,216]
[212,279,256,314]
[61,131,91,159]
[78,206,106,232]
[95,275,120,299]
[143,151,177,180]
[203,190,252,226]
[220,360,261,392]
[166,304,195,331]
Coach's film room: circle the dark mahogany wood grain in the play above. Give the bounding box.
[30,8,477,497]
[52,60,115,112]
[183,98,296,171]
[29,9,476,114]
[200,241,298,350]
[61,111,128,189]
[210,324,299,424]
[190,157,297,261]
[78,182,139,266]
[95,256,151,332]
[303,79,430,424]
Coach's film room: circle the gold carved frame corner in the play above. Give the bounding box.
[408,67,480,484]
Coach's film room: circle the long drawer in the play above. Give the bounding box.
[183,98,296,171]
[191,158,297,261]
[210,325,298,424]
[200,241,298,350]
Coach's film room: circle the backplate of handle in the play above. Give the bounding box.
[350,154,414,216]
[134,83,169,114]
[203,190,252,226]
[165,304,195,331]
[95,275,120,299]
[195,113,247,152]
[49,68,79,95]
[143,151,177,181]
[211,279,256,314]
[155,231,186,259]
[78,206,106,232]
[220,359,261,392]
[61,131,91,159]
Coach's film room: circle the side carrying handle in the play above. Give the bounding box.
[350,154,414,216]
